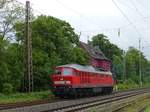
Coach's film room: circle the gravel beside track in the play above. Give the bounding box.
[1,87,150,112]
[0,98,62,111]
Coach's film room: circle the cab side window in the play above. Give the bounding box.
[63,68,72,76]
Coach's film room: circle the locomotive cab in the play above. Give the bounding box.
[54,67,74,75]
[51,67,75,97]
[52,67,74,85]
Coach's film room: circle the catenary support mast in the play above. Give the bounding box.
[25,1,33,92]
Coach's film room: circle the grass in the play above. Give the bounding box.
[124,96,150,112]
[144,106,150,112]
[115,82,150,112]
[0,90,54,104]
[117,81,150,91]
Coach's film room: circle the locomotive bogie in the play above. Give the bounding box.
[53,86,113,98]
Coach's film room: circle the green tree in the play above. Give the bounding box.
[112,55,123,80]
[15,15,89,90]
[89,34,123,79]
[0,37,10,92]
[0,0,24,93]
[125,47,149,84]
[0,0,24,39]
[0,38,23,93]
[6,43,24,91]
[89,34,123,61]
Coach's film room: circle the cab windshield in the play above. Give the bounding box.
[55,69,61,75]
[63,68,72,76]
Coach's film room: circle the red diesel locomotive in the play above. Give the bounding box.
[51,64,114,98]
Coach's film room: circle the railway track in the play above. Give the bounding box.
[1,87,150,112]
[47,88,150,112]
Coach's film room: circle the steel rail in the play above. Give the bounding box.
[46,88,150,112]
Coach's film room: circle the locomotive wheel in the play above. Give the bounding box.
[79,89,84,97]
[102,87,108,95]
[109,87,113,94]
[70,88,78,98]
[101,87,113,95]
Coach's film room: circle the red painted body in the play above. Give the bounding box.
[51,64,114,97]
[52,68,113,88]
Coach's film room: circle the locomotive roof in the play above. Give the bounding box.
[57,64,112,75]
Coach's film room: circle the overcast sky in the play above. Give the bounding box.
[18,0,150,59]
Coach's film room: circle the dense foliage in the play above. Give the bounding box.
[89,34,124,79]
[90,34,123,60]
[16,15,89,91]
[0,1,89,93]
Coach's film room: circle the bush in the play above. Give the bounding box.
[2,83,13,94]
[117,79,139,90]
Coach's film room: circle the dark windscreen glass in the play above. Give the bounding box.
[55,69,61,75]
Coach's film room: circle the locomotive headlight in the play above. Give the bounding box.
[65,81,71,84]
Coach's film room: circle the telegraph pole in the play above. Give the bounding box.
[25,1,33,92]
[139,38,142,86]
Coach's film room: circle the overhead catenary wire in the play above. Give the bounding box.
[129,0,150,45]
[55,0,132,37]
[12,0,120,37]
[14,0,150,50]
[11,0,150,60]
[11,0,150,32]
[135,0,149,11]
[54,0,128,35]
[130,0,144,17]
[13,0,150,39]
[111,0,150,50]
[55,0,102,29]
[112,0,148,46]
[135,0,150,22]
[55,0,150,40]
[112,0,142,38]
